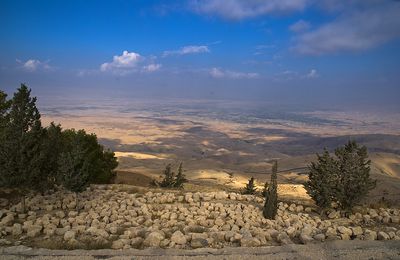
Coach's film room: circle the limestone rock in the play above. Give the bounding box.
[144,231,165,247]
[171,230,187,245]
[191,238,208,248]
[64,230,76,241]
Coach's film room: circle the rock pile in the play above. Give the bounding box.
[0,186,399,249]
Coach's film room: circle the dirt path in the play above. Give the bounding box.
[1,240,400,260]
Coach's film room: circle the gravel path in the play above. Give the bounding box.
[1,240,400,260]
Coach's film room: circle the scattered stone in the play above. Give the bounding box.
[191,238,208,248]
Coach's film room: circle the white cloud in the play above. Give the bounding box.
[190,0,308,20]
[293,2,400,55]
[209,67,259,79]
[17,59,52,72]
[289,19,310,33]
[100,51,142,72]
[142,63,162,72]
[163,45,210,57]
[100,51,161,75]
[306,69,319,78]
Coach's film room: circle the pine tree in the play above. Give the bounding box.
[304,149,337,209]
[242,177,257,194]
[0,84,48,211]
[263,160,278,219]
[305,141,376,211]
[334,140,376,210]
[174,162,187,188]
[0,90,11,137]
[261,181,269,197]
[160,164,175,187]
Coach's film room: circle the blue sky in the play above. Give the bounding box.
[0,0,399,108]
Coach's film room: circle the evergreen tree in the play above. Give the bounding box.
[242,177,257,194]
[174,162,187,188]
[305,141,376,211]
[263,161,278,219]
[304,149,337,209]
[60,129,117,184]
[0,85,49,189]
[334,140,376,210]
[261,181,269,197]
[0,90,11,137]
[58,141,90,210]
[160,164,175,187]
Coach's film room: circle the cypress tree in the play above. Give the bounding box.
[263,160,278,219]
[242,177,257,194]
[174,162,187,188]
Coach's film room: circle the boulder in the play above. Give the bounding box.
[364,229,377,240]
[11,223,23,236]
[191,238,208,248]
[131,237,143,248]
[64,230,76,241]
[171,230,187,245]
[111,239,125,249]
[299,233,314,244]
[377,231,390,240]
[143,231,165,247]
[240,237,261,247]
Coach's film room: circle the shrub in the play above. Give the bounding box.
[263,161,278,219]
[242,177,257,195]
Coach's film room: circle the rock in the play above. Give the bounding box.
[26,225,42,237]
[183,225,206,234]
[337,226,352,236]
[300,233,314,244]
[191,238,209,248]
[11,223,23,236]
[112,239,125,249]
[314,233,325,242]
[351,226,363,237]
[214,218,224,226]
[215,192,228,200]
[143,231,165,247]
[240,237,261,247]
[131,237,143,248]
[0,214,14,226]
[364,230,377,240]
[391,216,399,224]
[377,231,390,240]
[171,230,187,245]
[64,230,76,241]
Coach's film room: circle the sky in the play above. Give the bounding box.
[0,0,399,109]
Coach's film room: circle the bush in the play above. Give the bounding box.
[242,177,257,195]
[305,140,376,211]
[157,162,187,188]
[263,161,278,219]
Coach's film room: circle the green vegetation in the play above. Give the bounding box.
[156,162,188,188]
[263,161,278,219]
[305,140,376,211]
[261,181,269,197]
[0,84,118,207]
[242,177,257,195]
[174,162,187,189]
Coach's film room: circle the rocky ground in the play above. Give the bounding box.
[0,185,399,251]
